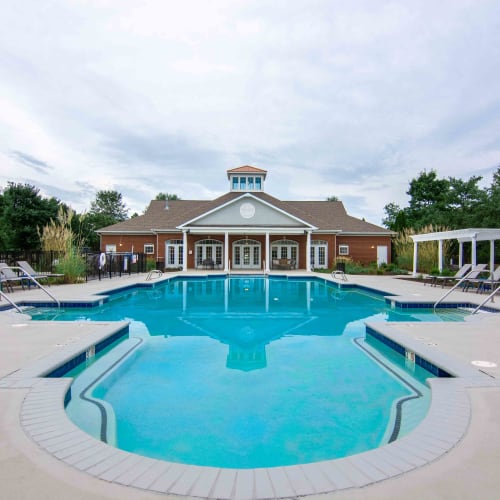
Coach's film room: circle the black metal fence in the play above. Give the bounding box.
[0,250,64,274]
[84,252,147,281]
[0,250,148,282]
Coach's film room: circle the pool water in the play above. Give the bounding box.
[33,277,463,468]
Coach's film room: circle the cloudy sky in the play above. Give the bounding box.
[1,0,499,225]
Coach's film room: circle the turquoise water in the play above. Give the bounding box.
[33,277,463,468]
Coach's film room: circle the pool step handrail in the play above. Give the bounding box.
[145,269,163,281]
[471,285,499,314]
[4,266,60,308]
[433,267,484,310]
[0,289,24,313]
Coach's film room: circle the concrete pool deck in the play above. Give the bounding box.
[1,272,499,499]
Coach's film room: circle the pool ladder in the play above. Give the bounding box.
[0,266,60,311]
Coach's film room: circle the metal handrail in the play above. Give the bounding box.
[433,269,479,310]
[3,266,60,308]
[145,270,163,281]
[472,285,500,314]
[0,290,24,313]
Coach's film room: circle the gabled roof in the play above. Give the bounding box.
[97,191,392,235]
[179,192,317,230]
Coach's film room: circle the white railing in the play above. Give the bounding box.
[472,285,499,314]
[3,266,60,308]
[0,289,24,313]
[433,269,480,310]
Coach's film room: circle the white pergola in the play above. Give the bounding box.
[410,228,500,276]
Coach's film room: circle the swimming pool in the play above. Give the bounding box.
[32,276,462,469]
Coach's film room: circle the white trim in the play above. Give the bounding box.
[411,228,500,243]
[178,193,317,230]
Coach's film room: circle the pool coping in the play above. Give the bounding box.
[2,276,500,498]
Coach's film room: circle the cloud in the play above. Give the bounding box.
[10,151,53,175]
[0,0,499,224]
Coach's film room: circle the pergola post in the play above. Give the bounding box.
[412,241,418,276]
[438,239,443,272]
[490,240,495,277]
[471,233,478,267]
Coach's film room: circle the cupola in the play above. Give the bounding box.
[227,165,267,192]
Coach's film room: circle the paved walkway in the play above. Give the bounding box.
[1,272,499,499]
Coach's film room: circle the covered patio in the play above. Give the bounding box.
[411,228,500,276]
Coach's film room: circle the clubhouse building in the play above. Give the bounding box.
[97,166,393,272]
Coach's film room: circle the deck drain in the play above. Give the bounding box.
[471,360,497,368]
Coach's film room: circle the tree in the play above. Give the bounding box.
[472,166,500,228]
[382,202,408,231]
[0,182,60,250]
[405,170,450,227]
[83,190,128,250]
[155,192,180,200]
[89,190,128,223]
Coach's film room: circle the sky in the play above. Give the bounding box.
[1,0,499,226]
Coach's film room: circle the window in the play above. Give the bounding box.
[144,244,154,254]
[105,244,116,253]
[230,175,263,191]
[338,244,349,256]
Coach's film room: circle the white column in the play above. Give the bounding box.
[265,232,270,273]
[459,242,464,267]
[438,239,443,272]
[224,231,229,272]
[182,230,188,271]
[412,242,418,276]
[306,231,311,271]
[490,240,495,277]
[471,234,478,267]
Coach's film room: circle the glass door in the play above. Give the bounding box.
[232,239,261,269]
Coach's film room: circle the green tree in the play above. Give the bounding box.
[406,170,450,227]
[155,192,180,200]
[89,190,128,224]
[84,190,128,250]
[382,202,408,231]
[0,182,60,250]
[326,195,339,202]
[473,166,500,228]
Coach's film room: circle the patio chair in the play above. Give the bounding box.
[0,263,25,292]
[458,264,489,292]
[468,266,500,293]
[426,264,471,288]
[17,260,63,285]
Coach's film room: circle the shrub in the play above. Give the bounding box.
[393,224,452,274]
[55,247,86,283]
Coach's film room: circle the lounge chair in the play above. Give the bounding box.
[0,263,25,292]
[458,264,489,292]
[468,266,500,293]
[426,264,471,288]
[17,260,63,285]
